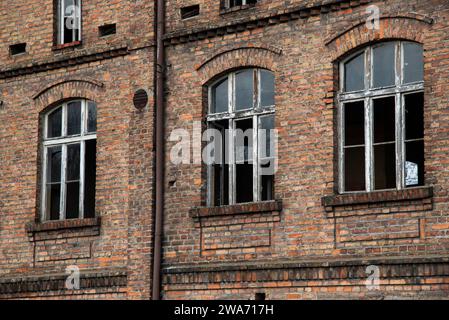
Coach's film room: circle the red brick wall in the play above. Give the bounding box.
[161,0,449,299]
[0,0,154,299]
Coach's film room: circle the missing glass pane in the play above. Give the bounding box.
[374,143,396,190]
[405,140,424,187]
[236,163,253,203]
[235,69,254,111]
[405,93,424,140]
[403,42,424,84]
[344,52,365,92]
[261,161,274,201]
[66,181,80,219]
[47,184,61,221]
[260,115,275,158]
[373,43,395,88]
[344,146,365,191]
[210,120,229,206]
[212,78,228,113]
[373,96,395,143]
[344,101,365,146]
[235,118,253,163]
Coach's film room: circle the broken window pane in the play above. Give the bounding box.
[47,184,61,221]
[87,102,97,133]
[403,42,424,84]
[405,92,424,140]
[235,118,253,203]
[344,101,365,146]
[260,161,274,201]
[260,70,275,107]
[374,143,396,190]
[235,118,253,163]
[47,107,62,138]
[66,181,80,219]
[235,69,254,111]
[84,139,97,218]
[405,140,424,187]
[212,77,228,113]
[373,43,396,88]
[373,96,396,143]
[236,164,253,203]
[67,101,81,135]
[344,52,365,92]
[209,120,229,206]
[344,146,365,191]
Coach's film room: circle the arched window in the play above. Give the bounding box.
[207,68,276,206]
[339,41,424,193]
[42,100,97,221]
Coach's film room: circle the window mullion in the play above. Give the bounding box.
[397,93,405,189]
[365,97,373,192]
[60,144,67,220]
[41,146,49,221]
[253,115,259,202]
[338,100,344,193]
[229,119,235,205]
[79,140,85,218]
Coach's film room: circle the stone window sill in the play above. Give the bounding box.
[26,217,101,240]
[190,200,282,223]
[52,41,82,51]
[322,186,433,213]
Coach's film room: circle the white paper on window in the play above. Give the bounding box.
[405,161,419,186]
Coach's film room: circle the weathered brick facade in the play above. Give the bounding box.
[161,0,449,299]
[1,0,449,300]
[0,0,154,299]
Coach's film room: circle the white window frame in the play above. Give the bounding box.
[207,68,275,206]
[224,0,257,9]
[58,0,82,45]
[338,41,424,194]
[41,99,96,221]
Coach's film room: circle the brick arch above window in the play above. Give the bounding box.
[197,46,282,85]
[33,78,104,112]
[326,15,433,62]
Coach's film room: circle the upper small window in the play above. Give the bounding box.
[57,0,81,45]
[222,0,258,10]
[42,100,97,221]
[339,41,424,193]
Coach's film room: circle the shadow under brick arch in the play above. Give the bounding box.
[325,15,434,62]
[33,78,105,113]
[196,46,282,85]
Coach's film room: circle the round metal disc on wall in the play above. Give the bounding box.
[133,89,149,110]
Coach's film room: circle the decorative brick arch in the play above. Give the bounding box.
[326,15,434,61]
[33,78,104,112]
[197,46,282,84]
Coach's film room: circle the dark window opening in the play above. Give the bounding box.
[255,293,266,301]
[235,118,253,203]
[225,0,258,9]
[210,120,229,207]
[99,24,117,37]
[10,43,26,56]
[84,139,97,218]
[181,5,200,20]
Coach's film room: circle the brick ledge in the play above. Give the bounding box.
[190,200,282,223]
[0,269,126,295]
[26,217,101,234]
[321,186,433,213]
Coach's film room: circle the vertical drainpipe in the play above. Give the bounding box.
[152,0,165,300]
